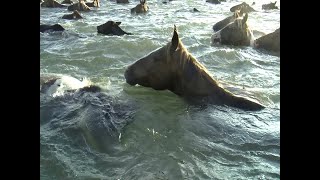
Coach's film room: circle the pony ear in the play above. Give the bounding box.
[116,22,121,25]
[242,13,248,25]
[170,25,179,53]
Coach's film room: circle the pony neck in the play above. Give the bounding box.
[168,43,264,111]
[171,52,228,98]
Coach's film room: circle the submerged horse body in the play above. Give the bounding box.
[40,73,135,153]
[40,24,65,32]
[254,28,280,55]
[97,21,133,36]
[125,26,265,111]
[62,10,83,20]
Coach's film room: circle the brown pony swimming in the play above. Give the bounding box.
[125,25,265,111]
[131,0,149,14]
[86,0,100,7]
[254,28,280,56]
[211,13,254,46]
[62,10,83,20]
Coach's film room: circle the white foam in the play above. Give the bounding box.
[45,75,92,97]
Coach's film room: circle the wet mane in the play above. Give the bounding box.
[167,38,221,88]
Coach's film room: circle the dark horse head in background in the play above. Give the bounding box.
[61,0,73,4]
[97,21,133,36]
[211,13,254,46]
[262,1,279,10]
[41,0,67,8]
[125,25,265,111]
[62,10,83,20]
[131,0,149,14]
[230,2,256,13]
[86,0,100,7]
[40,24,65,32]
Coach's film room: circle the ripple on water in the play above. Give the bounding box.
[41,0,280,179]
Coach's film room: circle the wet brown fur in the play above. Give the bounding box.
[254,28,280,55]
[125,25,265,111]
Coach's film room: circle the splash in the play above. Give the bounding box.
[42,74,92,97]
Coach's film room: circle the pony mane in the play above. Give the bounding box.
[169,39,221,87]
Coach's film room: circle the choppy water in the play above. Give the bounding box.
[40,0,280,179]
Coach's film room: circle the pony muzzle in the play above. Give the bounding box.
[124,68,137,86]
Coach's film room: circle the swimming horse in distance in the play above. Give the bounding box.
[124,25,265,111]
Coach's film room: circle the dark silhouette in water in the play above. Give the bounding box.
[125,25,265,111]
[254,28,280,56]
[40,24,65,32]
[262,1,279,10]
[206,0,222,4]
[61,0,74,4]
[131,0,149,14]
[97,21,133,36]
[41,0,67,7]
[62,10,83,20]
[211,13,254,46]
[193,8,200,12]
[40,74,135,153]
[116,0,129,4]
[86,0,100,7]
[230,2,256,13]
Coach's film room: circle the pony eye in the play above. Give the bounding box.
[57,84,61,87]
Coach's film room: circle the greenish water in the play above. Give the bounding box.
[40,0,280,179]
